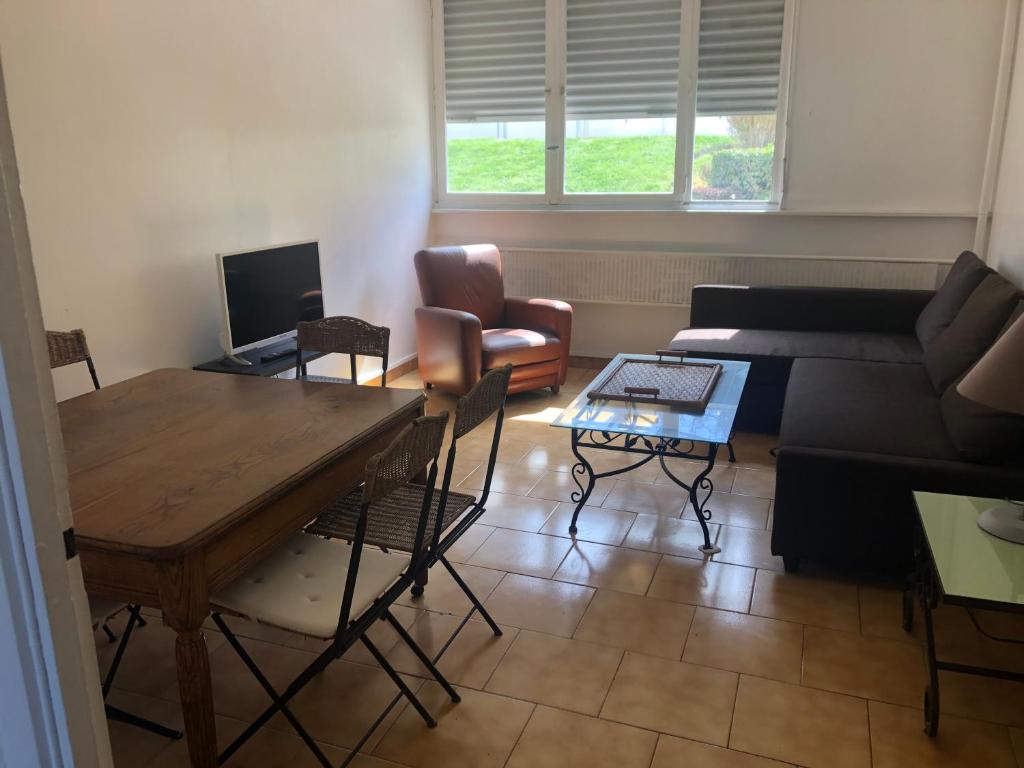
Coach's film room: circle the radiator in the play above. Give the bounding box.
[501,248,950,306]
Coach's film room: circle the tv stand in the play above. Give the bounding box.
[193,339,324,378]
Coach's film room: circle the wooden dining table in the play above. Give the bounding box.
[60,368,425,767]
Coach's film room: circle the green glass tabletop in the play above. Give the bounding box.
[914,492,1024,608]
[551,354,750,445]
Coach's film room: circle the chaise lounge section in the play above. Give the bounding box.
[668,251,1024,572]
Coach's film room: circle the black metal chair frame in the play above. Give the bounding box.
[210,415,460,768]
[54,330,180,740]
[412,366,513,638]
[295,316,390,386]
[321,368,512,765]
[100,605,183,740]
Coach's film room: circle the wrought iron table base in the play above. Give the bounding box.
[903,531,1024,737]
[568,428,732,555]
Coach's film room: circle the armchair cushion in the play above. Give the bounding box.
[481,328,561,369]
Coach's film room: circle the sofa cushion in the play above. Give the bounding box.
[915,251,990,349]
[481,327,561,369]
[940,301,1024,464]
[923,273,1021,393]
[780,358,959,461]
[669,328,923,364]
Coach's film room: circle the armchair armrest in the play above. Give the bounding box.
[690,284,934,334]
[505,297,573,384]
[415,306,483,396]
[505,297,572,337]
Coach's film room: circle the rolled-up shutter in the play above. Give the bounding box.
[443,0,547,123]
[696,0,786,116]
[565,0,683,120]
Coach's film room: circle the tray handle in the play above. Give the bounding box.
[624,386,660,397]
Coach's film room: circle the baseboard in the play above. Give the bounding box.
[364,354,418,386]
[568,355,612,370]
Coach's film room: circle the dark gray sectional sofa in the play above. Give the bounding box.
[668,251,1024,572]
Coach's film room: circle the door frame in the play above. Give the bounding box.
[0,45,112,768]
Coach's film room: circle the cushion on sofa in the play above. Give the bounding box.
[780,358,959,461]
[669,328,923,364]
[940,301,1024,464]
[923,273,1021,393]
[914,251,990,349]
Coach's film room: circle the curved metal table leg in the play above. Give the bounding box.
[569,428,596,534]
[688,443,720,554]
[657,441,720,555]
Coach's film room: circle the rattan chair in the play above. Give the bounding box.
[90,601,183,740]
[46,329,100,389]
[209,414,460,768]
[307,364,513,639]
[56,332,180,740]
[295,316,390,386]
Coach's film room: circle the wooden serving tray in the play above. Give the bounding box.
[586,357,722,412]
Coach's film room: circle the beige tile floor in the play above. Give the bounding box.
[98,367,1024,768]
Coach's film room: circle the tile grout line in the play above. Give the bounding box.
[498,701,539,768]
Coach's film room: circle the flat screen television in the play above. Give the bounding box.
[216,240,324,358]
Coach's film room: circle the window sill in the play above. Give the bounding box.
[432,201,781,214]
[431,203,979,218]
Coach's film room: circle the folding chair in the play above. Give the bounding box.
[55,330,180,739]
[295,316,390,385]
[46,328,100,389]
[90,600,183,740]
[209,414,460,767]
[307,364,512,639]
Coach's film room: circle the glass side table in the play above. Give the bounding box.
[905,491,1024,736]
[550,354,750,555]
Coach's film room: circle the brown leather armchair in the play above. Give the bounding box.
[414,244,572,396]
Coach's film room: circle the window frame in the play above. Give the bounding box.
[431,0,797,210]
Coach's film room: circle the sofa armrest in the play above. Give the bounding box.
[415,306,483,396]
[690,284,935,334]
[505,297,573,384]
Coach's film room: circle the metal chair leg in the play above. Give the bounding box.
[439,556,502,636]
[212,614,332,768]
[105,705,183,740]
[360,635,437,728]
[102,606,143,697]
[383,610,460,703]
[101,624,118,644]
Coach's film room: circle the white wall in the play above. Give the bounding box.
[0,0,435,401]
[431,1,1013,356]
[783,0,1005,214]
[991,10,1024,289]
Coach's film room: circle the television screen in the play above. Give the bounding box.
[221,241,324,351]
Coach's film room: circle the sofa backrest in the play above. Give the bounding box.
[689,285,934,334]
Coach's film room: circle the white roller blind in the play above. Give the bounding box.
[565,0,683,120]
[697,0,786,116]
[443,0,547,123]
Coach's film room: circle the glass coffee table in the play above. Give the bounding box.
[905,492,1024,736]
[551,354,750,554]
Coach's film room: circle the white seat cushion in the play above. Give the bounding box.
[89,598,127,629]
[211,533,410,640]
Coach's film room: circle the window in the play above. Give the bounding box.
[435,0,791,206]
[441,0,547,194]
[564,1,682,194]
[691,0,786,202]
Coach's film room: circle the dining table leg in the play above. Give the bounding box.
[159,557,218,768]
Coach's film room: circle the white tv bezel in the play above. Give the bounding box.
[216,238,324,357]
